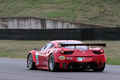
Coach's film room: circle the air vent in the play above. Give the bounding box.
[92,51,102,54]
[63,51,74,54]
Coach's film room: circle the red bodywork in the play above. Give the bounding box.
[27,40,106,70]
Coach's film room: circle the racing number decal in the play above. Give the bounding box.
[36,52,39,65]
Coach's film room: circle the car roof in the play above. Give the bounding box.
[50,40,83,47]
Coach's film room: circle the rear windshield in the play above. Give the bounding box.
[60,42,88,50]
[64,46,88,50]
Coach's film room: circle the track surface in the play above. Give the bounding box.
[0,58,120,80]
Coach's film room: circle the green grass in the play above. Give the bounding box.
[0,0,120,27]
[0,40,120,65]
[0,40,49,59]
[107,58,120,65]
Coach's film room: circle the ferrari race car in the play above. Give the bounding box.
[27,40,106,72]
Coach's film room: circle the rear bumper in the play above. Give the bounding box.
[56,56,106,69]
[68,62,98,69]
[55,52,106,69]
[58,61,105,69]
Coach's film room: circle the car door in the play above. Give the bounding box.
[36,44,48,66]
[38,43,55,67]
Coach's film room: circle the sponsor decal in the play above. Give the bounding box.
[66,57,73,60]
[59,56,65,60]
[39,53,44,56]
[43,61,48,66]
[36,52,39,65]
[50,49,55,51]
[40,52,44,54]
[49,49,56,54]
[46,57,49,60]
[54,50,58,54]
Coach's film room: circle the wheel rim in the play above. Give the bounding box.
[28,54,32,69]
[49,55,54,70]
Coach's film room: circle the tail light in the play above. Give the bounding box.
[60,49,64,54]
[100,49,104,53]
[92,49,104,54]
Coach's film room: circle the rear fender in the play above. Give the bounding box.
[104,54,107,62]
[90,48,107,62]
[49,53,58,63]
[48,48,60,62]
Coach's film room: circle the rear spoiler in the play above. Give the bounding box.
[58,43,106,48]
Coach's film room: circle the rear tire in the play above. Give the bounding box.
[28,54,36,70]
[93,62,105,72]
[49,54,59,72]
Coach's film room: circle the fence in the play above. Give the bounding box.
[0,28,120,40]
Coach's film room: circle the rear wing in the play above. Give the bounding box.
[58,43,106,48]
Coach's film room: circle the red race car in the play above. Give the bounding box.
[27,40,106,72]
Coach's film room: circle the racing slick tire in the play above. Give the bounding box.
[93,62,105,72]
[28,54,36,70]
[49,54,59,72]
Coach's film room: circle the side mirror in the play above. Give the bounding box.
[34,48,38,51]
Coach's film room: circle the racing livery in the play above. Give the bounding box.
[27,40,106,72]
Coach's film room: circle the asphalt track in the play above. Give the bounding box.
[0,58,120,80]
